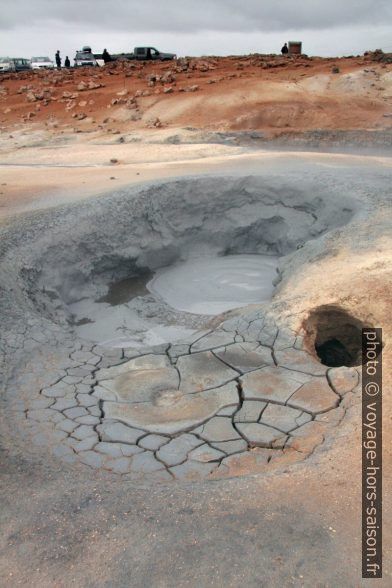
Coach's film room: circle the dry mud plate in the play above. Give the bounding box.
[0,164,389,482]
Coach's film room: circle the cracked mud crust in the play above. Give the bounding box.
[2,308,360,482]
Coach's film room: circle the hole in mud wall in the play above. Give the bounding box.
[304,306,381,368]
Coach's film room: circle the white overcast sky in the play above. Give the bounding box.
[0,1,392,61]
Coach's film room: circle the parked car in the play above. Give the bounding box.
[0,57,31,72]
[112,47,177,61]
[74,47,98,67]
[13,58,32,71]
[31,56,54,69]
[0,57,14,72]
[134,47,177,61]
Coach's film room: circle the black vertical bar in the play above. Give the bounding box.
[362,328,382,578]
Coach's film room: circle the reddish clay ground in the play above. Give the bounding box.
[1,52,392,135]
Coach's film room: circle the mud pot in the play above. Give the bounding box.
[1,161,391,482]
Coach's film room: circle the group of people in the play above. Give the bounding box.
[55,50,70,68]
[54,45,288,69]
[54,48,112,69]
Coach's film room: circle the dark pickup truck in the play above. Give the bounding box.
[112,47,177,61]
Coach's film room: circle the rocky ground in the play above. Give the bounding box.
[0,51,392,136]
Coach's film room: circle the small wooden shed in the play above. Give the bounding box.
[289,41,302,55]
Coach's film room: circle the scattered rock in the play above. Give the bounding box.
[147,117,163,128]
[180,84,199,92]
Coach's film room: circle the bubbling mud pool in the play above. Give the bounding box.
[69,254,278,348]
[4,173,358,353]
[148,254,278,314]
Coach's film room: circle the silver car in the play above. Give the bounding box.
[0,57,31,72]
[74,47,98,67]
[31,56,55,69]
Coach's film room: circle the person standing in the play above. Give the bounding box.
[64,56,71,68]
[281,43,289,55]
[102,48,111,64]
[55,50,61,68]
